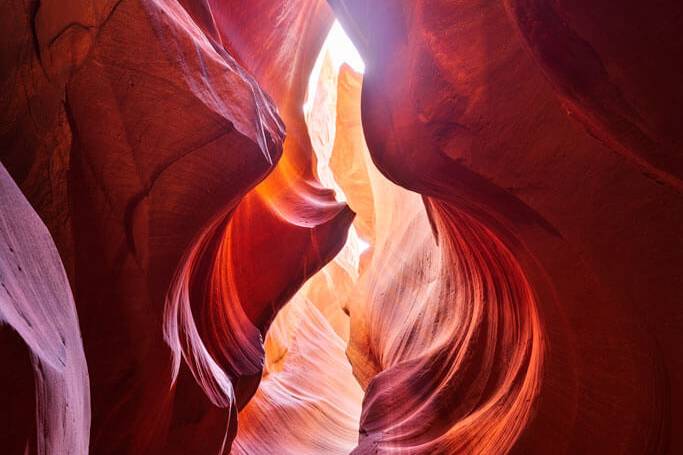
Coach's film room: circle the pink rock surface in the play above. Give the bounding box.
[1,163,90,455]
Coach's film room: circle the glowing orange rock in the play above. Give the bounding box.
[304,59,544,453]
[178,0,356,420]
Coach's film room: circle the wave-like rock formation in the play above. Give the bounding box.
[233,296,362,455]
[1,0,347,452]
[1,164,90,455]
[1,0,682,454]
[301,58,543,453]
[330,1,683,453]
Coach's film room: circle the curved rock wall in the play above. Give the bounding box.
[330,0,682,452]
[1,0,681,453]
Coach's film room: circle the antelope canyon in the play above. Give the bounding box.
[1,1,681,454]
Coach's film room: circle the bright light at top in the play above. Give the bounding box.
[325,21,365,74]
[302,20,369,277]
[303,21,365,116]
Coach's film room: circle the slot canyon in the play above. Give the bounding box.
[1,1,681,454]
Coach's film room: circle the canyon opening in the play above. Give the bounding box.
[1,1,681,455]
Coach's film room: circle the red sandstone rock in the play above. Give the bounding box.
[331,0,683,452]
[1,0,682,453]
[1,0,356,451]
[199,0,355,339]
[62,1,288,449]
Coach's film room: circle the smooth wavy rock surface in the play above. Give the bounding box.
[234,297,362,454]
[0,163,90,455]
[1,0,682,453]
[331,0,683,453]
[1,0,357,451]
[307,61,543,454]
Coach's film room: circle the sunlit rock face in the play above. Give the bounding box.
[1,0,682,454]
[288,54,543,454]
[330,0,683,453]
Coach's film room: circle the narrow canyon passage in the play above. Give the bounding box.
[1,0,682,454]
[233,22,368,453]
[236,22,545,453]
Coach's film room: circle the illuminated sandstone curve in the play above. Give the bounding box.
[331,0,683,452]
[316,62,544,453]
[0,163,90,455]
[233,296,363,454]
[177,0,355,334]
[175,0,356,423]
[232,36,371,453]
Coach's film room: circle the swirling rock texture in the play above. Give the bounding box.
[329,1,683,454]
[1,1,681,455]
